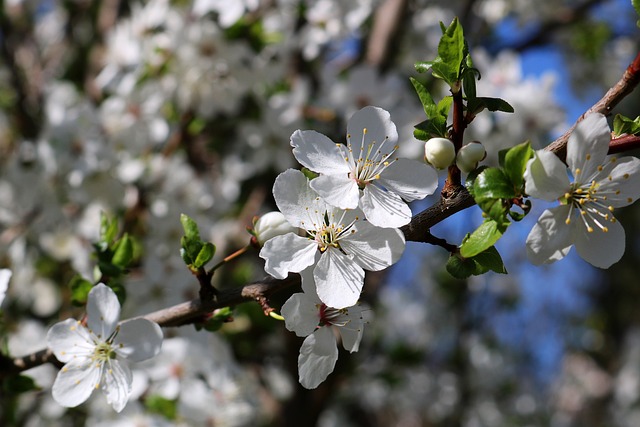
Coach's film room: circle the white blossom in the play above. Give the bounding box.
[524,113,640,268]
[291,106,438,228]
[259,169,405,309]
[47,283,163,412]
[281,268,366,389]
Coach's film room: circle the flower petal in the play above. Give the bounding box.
[260,233,318,279]
[346,106,398,155]
[87,283,120,340]
[338,305,365,353]
[113,318,163,362]
[526,205,573,265]
[102,358,133,412]
[596,156,640,207]
[298,327,338,389]
[290,130,351,175]
[52,357,101,408]
[378,158,438,202]
[566,113,611,179]
[574,215,625,268]
[281,292,320,337]
[524,151,570,201]
[315,248,364,309]
[47,318,95,363]
[341,221,405,271]
[310,174,360,209]
[360,184,412,228]
[273,169,327,228]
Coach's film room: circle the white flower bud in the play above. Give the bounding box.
[424,137,455,170]
[252,211,296,246]
[456,141,486,173]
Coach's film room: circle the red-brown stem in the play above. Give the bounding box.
[443,89,466,195]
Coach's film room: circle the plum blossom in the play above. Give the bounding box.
[259,169,405,309]
[47,283,163,412]
[524,113,640,268]
[290,106,438,228]
[281,268,366,389]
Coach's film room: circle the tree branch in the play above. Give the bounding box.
[5,50,640,377]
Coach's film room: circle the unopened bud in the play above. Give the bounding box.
[456,141,486,173]
[250,211,296,246]
[424,137,455,170]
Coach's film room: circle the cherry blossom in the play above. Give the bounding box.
[0,268,11,306]
[281,268,366,389]
[47,283,163,412]
[290,106,438,228]
[259,169,405,309]
[524,113,640,268]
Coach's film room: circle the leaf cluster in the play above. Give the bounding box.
[180,214,216,271]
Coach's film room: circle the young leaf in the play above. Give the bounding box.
[473,246,508,274]
[446,246,507,279]
[194,242,216,269]
[446,253,476,279]
[69,275,94,306]
[473,167,516,200]
[467,97,514,116]
[613,114,640,137]
[436,17,465,88]
[111,234,134,268]
[502,141,534,189]
[180,214,200,240]
[460,219,506,258]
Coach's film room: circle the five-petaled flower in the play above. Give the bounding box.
[281,268,366,389]
[47,283,163,412]
[290,106,438,228]
[259,169,405,309]
[524,113,640,268]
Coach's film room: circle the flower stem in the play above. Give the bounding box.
[209,245,251,272]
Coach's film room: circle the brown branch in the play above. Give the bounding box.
[6,50,640,378]
[547,51,640,161]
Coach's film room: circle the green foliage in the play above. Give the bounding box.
[459,219,506,258]
[613,114,640,136]
[459,142,534,266]
[410,77,451,139]
[180,214,216,270]
[69,275,94,306]
[415,17,466,91]
[145,395,178,420]
[92,213,136,290]
[2,374,39,394]
[447,246,507,279]
[634,0,640,26]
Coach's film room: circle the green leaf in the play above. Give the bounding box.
[502,141,534,189]
[3,374,39,394]
[111,234,133,268]
[613,114,640,137]
[634,0,640,26]
[193,242,216,269]
[145,395,177,420]
[410,78,451,138]
[460,219,506,258]
[410,77,436,115]
[180,214,200,240]
[180,236,202,265]
[99,212,119,250]
[436,17,465,87]
[473,246,508,274]
[446,246,507,279]
[473,167,516,200]
[446,252,476,279]
[467,97,514,116]
[462,67,477,100]
[69,275,94,306]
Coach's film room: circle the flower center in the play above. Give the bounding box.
[317,303,350,327]
[92,341,116,363]
[344,128,398,189]
[302,207,357,252]
[563,168,617,233]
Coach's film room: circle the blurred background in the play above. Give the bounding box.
[1,0,640,425]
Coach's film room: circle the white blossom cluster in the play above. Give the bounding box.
[259,106,438,387]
